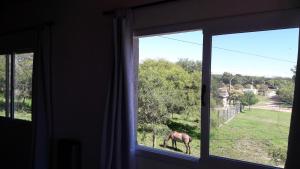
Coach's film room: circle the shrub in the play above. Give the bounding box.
[277,81,294,105]
[268,147,287,166]
[240,92,258,110]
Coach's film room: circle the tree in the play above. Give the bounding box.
[240,92,258,110]
[211,75,224,106]
[15,54,33,107]
[138,59,203,147]
[233,84,244,90]
[0,56,5,110]
[291,66,296,81]
[138,64,169,147]
[221,72,233,84]
[138,59,199,147]
[0,56,5,93]
[231,74,243,85]
[277,81,294,105]
[242,76,253,85]
[228,89,243,105]
[176,58,202,73]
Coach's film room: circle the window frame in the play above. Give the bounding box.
[133,8,300,169]
[0,49,34,121]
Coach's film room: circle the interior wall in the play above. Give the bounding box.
[0,0,299,169]
[0,118,32,169]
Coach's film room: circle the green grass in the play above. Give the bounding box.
[138,109,291,167]
[0,110,32,121]
[0,95,32,121]
[0,110,5,117]
[14,111,32,121]
[14,98,32,121]
[138,112,201,157]
[210,109,290,166]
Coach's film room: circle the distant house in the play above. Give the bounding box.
[266,90,277,97]
[243,84,258,95]
[217,88,229,107]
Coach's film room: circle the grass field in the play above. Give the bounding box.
[211,109,290,167]
[137,108,291,167]
[0,110,32,121]
[137,112,201,156]
[0,96,32,121]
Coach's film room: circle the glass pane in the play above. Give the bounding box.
[210,28,298,167]
[14,52,33,121]
[137,31,203,157]
[0,55,6,117]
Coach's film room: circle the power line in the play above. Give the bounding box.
[158,36,297,64]
[159,36,202,46]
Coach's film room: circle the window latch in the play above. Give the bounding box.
[201,84,206,106]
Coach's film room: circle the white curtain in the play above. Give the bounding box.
[32,25,53,169]
[100,9,136,169]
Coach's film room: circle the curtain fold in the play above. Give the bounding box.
[100,9,136,169]
[32,25,53,169]
[285,30,300,169]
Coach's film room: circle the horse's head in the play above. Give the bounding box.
[163,139,167,147]
[163,132,173,147]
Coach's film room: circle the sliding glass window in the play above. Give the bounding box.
[134,21,299,169]
[0,52,33,121]
[137,30,203,157]
[209,28,298,167]
[0,54,7,117]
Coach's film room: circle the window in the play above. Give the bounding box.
[137,31,203,157]
[210,28,298,167]
[135,26,299,168]
[0,54,7,118]
[0,52,33,121]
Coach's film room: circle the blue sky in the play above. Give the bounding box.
[139,28,299,78]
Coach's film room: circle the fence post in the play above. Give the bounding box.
[218,110,220,127]
[226,108,228,121]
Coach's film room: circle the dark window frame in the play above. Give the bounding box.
[0,50,34,121]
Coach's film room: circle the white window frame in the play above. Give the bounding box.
[134,8,300,169]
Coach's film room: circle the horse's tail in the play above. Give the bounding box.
[189,136,192,142]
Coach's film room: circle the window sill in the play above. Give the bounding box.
[208,156,283,169]
[136,145,282,169]
[136,145,202,169]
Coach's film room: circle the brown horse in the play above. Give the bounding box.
[163,131,192,154]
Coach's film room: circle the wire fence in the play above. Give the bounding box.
[211,103,242,128]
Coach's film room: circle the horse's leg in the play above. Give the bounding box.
[188,142,191,154]
[172,139,175,148]
[184,143,188,154]
[174,141,177,149]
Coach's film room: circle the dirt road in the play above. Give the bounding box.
[252,95,292,113]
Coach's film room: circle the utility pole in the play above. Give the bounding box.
[228,75,235,105]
